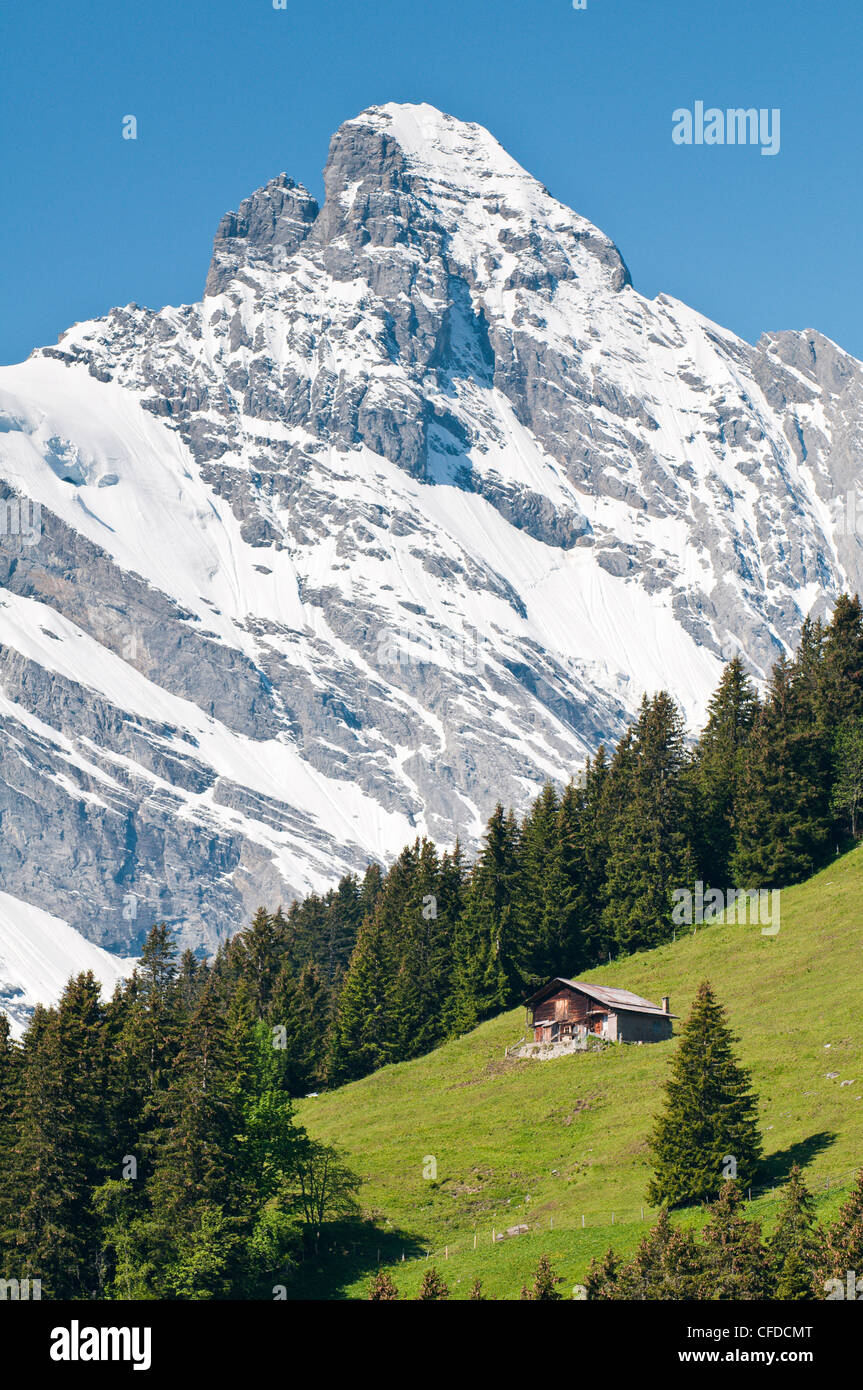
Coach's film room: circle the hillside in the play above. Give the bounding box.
[298,845,863,1298]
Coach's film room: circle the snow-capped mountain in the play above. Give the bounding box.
[2,102,862,1019]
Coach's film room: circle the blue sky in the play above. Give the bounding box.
[1,0,860,364]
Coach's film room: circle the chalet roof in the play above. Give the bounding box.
[525,977,678,1019]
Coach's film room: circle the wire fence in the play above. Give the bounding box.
[385,1165,861,1267]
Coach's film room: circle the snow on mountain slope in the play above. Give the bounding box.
[1,100,863,1030]
[0,891,136,1038]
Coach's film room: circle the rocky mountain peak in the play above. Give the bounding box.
[3,102,863,1025]
[204,172,319,296]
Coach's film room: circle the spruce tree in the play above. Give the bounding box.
[326,903,400,1084]
[368,1269,399,1300]
[731,655,831,886]
[267,961,331,1096]
[602,693,695,953]
[819,594,863,729]
[697,1181,769,1299]
[693,656,759,885]
[515,783,564,987]
[818,1167,863,1290]
[584,1247,618,1300]
[768,1164,821,1299]
[611,1208,703,1300]
[14,976,110,1297]
[520,1253,561,1300]
[416,1266,449,1299]
[0,1013,22,1262]
[647,981,761,1208]
[446,805,518,1032]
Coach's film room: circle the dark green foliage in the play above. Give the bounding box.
[692,655,759,886]
[584,1247,619,1299]
[416,1266,449,1299]
[520,1253,561,1300]
[818,1167,863,1290]
[768,1164,821,1299]
[267,962,331,1096]
[602,694,696,954]
[0,1012,22,1261]
[731,656,832,886]
[590,1169,863,1302]
[5,598,863,1299]
[2,923,359,1300]
[447,807,519,1030]
[647,981,762,1208]
[696,1181,769,1299]
[611,1208,702,1299]
[368,1270,399,1300]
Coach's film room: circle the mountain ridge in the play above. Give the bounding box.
[1,100,862,1025]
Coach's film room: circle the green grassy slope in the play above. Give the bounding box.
[297,846,863,1298]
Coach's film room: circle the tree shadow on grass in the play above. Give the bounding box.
[760,1130,838,1187]
[282,1218,427,1300]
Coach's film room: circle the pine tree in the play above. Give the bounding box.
[819,594,863,729]
[602,693,695,953]
[267,961,331,1096]
[520,1253,561,1300]
[416,1266,449,1299]
[515,783,564,988]
[446,805,518,1032]
[818,1167,863,1291]
[368,1269,399,1300]
[326,903,401,1084]
[390,838,451,1057]
[692,656,759,885]
[561,748,611,967]
[227,908,286,1019]
[697,1182,769,1299]
[584,1247,618,1300]
[0,1013,22,1262]
[610,1208,703,1300]
[14,976,110,1297]
[731,656,831,886]
[768,1165,821,1299]
[148,979,245,1228]
[104,924,183,1179]
[647,981,762,1208]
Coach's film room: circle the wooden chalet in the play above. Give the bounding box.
[524,978,676,1045]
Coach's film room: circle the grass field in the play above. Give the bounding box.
[296,845,863,1298]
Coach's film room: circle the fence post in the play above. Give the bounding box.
[582,1214,585,1228]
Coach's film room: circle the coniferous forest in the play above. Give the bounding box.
[2,597,863,1298]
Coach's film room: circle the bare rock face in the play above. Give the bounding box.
[1,101,862,1016]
